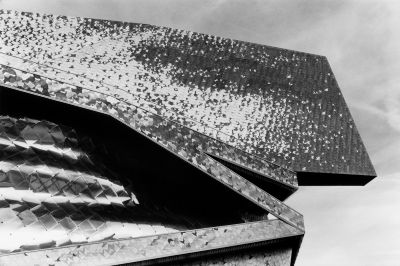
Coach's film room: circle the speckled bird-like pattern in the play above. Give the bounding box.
[0,9,375,179]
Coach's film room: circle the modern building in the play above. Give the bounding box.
[0,10,375,265]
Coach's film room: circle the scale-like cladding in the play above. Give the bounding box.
[0,9,376,185]
[0,115,303,266]
[0,8,376,266]
[0,116,190,252]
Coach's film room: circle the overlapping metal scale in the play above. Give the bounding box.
[0,65,305,230]
[0,114,304,265]
[0,9,376,185]
[0,116,190,253]
[0,8,375,266]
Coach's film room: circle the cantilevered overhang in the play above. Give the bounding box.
[0,8,377,266]
[0,9,376,185]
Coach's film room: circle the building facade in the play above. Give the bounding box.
[0,10,375,265]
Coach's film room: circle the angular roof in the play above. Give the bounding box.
[0,9,377,265]
[0,9,376,185]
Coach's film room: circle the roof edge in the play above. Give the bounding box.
[297,171,376,186]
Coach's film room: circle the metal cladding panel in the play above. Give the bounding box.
[0,117,184,251]
[0,8,376,266]
[0,10,376,185]
[0,113,304,265]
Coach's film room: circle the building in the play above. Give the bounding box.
[0,9,375,265]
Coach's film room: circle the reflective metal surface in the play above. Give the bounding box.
[0,220,300,266]
[0,64,303,229]
[0,65,303,264]
[0,9,376,180]
[0,116,191,253]
[0,8,375,266]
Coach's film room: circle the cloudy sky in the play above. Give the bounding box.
[0,0,399,265]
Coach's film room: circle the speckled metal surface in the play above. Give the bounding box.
[0,114,302,265]
[0,9,376,181]
[0,64,304,229]
[0,117,133,207]
[0,8,375,266]
[0,65,303,265]
[0,219,300,266]
[0,44,297,191]
[0,116,196,252]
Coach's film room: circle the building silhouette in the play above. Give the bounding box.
[0,10,375,266]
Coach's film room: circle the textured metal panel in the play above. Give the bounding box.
[0,70,304,264]
[0,9,376,183]
[0,48,298,191]
[0,219,299,266]
[0,116,193,252]
[0,114,303,265]
[0,8,376,266]
[0,65,304,230]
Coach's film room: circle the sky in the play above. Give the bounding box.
[0,0,399,265]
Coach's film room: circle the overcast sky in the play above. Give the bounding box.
[0,0,399,265]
